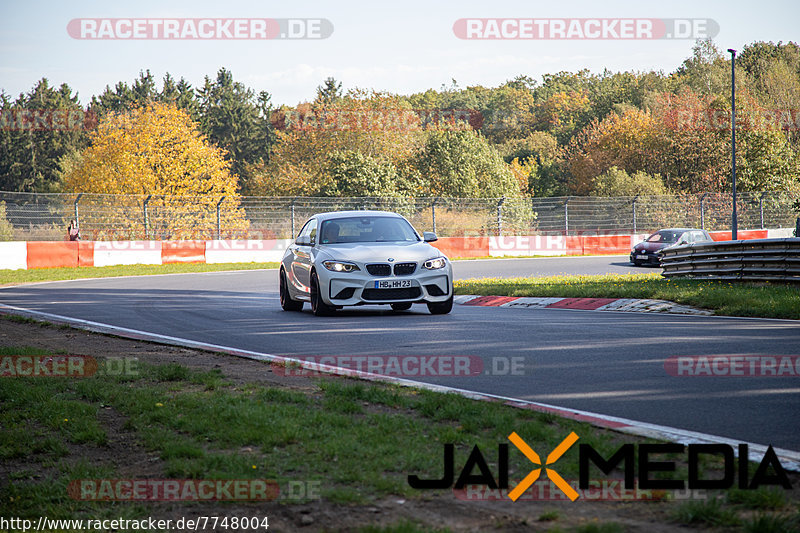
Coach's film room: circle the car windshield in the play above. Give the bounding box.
[319,216,420,244]
[646,231,684,243]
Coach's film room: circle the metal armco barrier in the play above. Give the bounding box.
[660,238,800,281]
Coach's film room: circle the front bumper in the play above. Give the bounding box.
[630,251,661,265]
[322,269,452,306]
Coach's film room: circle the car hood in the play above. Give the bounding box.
[634,241,670,253]
[318,241,443,263]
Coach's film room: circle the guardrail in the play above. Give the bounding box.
[660,238,800,281]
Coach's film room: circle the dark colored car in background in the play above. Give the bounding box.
[630,228,713,266]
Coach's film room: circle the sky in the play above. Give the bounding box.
[1,0,798,107]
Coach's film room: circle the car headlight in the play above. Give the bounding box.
[322,261,360,273]
[423,257,447,270]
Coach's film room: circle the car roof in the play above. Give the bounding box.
[310,210,406,222]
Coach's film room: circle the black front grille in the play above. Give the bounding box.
[393,262,416,276]
[362,287,422,301]
[366,264,391,276]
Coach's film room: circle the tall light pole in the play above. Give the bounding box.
[727,48,738,240]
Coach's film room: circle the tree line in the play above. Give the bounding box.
[1,39,799,200]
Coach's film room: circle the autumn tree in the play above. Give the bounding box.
[319,151,405,197]
[412,130,522,198]
[480,85,537,143]
[62,102,247,239]
[564,108,665,194]
[248,91,427,196]
[590,167,667,197]
[739,129,799,193]
[673,39,731,95]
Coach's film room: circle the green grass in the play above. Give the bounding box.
[3,344,798,529]
[357,521,452,533]
[728,487,790,510]
[670,499,742,527]
[0,261,279,285]
[741,513,800,533]
[575,524,626,533]
[0,346,613,517]
[455,273,800,320]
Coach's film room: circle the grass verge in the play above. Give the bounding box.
[0,262,279,285]
[1,341,798,531]
[455,273,800,320]
[1,344,624,515]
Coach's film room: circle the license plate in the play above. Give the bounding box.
[636,254,649,260]
[375,280,412,289]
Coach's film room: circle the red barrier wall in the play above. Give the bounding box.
[78,241,94,267]
[9,230,785,270]
[161,241,206,264]
[709,230,768,241]
[431,236,489,258]
[26,242,79,269]
[565,235,632,256]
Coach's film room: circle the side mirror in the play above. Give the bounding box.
[296,235,311,246]
[423,231,438,242]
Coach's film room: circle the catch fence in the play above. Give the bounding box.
[0,191,796,241]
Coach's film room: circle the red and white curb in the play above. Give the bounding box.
[456,295,712,315]
[1,302,797,472]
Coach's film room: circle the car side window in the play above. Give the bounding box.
[296,219,317,245]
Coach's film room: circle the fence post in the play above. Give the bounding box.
[73,193,83,230]
[759,192,767,230]
[431,198,437,235]
[290,198,296,237]
[496,197,505,236]
[700,193,708,230]
[143,195,151,240]
[564,198,570,235]
[632,195,639,234]
[216,196,225,240]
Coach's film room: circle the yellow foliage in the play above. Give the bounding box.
[62,103,248,239]
[566,109,663,195]
[248,92,462,196]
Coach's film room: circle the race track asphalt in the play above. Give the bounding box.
[2,256,798,450]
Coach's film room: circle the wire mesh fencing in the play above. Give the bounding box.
[0,190,797,241]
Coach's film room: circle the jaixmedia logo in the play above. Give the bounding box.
[408,432,792,501]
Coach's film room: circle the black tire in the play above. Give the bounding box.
[310,271,335,316]
[427,295,453,315]
[391,302,412,311]
[279,269,303,311]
